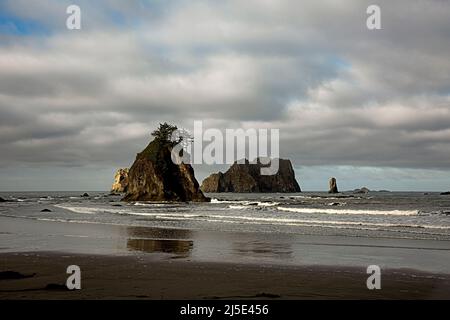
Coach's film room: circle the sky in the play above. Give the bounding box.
[0,0,450,192]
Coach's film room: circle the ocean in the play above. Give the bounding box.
[1,191,450,239]
[2,191,450,273]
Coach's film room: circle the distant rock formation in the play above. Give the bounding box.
[353,187,370,194]
[123,123,209,202]
[201,158,301,193]
[328,177,339,193]
[441,191,450,195]
[111,168,129,193]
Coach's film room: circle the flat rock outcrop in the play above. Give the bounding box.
[353,187,370,194]
[201,158,301,193]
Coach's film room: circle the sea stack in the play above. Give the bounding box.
[201,158,301,193]
[111,168,129,193]
[328,177,339,194]
[123,123,209,202]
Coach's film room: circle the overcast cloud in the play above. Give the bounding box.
[0,0,449,191]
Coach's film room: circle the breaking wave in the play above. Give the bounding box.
[277,206,419,216]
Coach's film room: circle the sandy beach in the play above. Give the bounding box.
[2,251,450,300]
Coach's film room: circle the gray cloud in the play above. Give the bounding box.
[0,0,450,190]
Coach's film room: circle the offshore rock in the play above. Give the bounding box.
[328,177,339,194]
[111,168,129,193]
[123,138,208,202]
[201,158,301,193]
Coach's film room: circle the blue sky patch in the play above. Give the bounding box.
[0,13,50,36]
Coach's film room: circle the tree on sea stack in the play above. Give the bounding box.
[151,122,179,144]
[123,123,209,202]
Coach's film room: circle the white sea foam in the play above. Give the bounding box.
[133,202,167,207]
[55,205,127,215]
[277,206,418,216]
[212,198,279,207]
[53,204,450,232]
[194,214,450,231]
[257,202,280,207]
[228,205,248,210]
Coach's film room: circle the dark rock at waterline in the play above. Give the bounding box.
[0,271,36,280]
[353,187,370,194]
[441,191,450,195]
[329,202,340,206]
[40,209,52,212]
[45,283,69,291]
[123,123,208,202]
[201,158,301,193]
[0,197,6,202]
[81,193,90,197]
[328,177,339,194]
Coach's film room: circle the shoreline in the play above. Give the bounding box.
[2,203,450,299]
[2,214,450,273]
[1,251,450,299]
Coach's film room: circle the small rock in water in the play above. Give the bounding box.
[40,209,52,212]
[81,193,90,197]
[328,202,340,206]
[112,204,122,207]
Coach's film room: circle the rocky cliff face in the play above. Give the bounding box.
[201,158,301,193]
[328,177,338,193]
[123,139,209,202]
[111,168,129,193]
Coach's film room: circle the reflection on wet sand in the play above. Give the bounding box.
[126,226,193,239]
[232,240,293,260]
[125,226,194,256]
[127,238,193,256]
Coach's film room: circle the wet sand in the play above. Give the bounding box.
[2,215,450,299]
[1,251,450,299]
